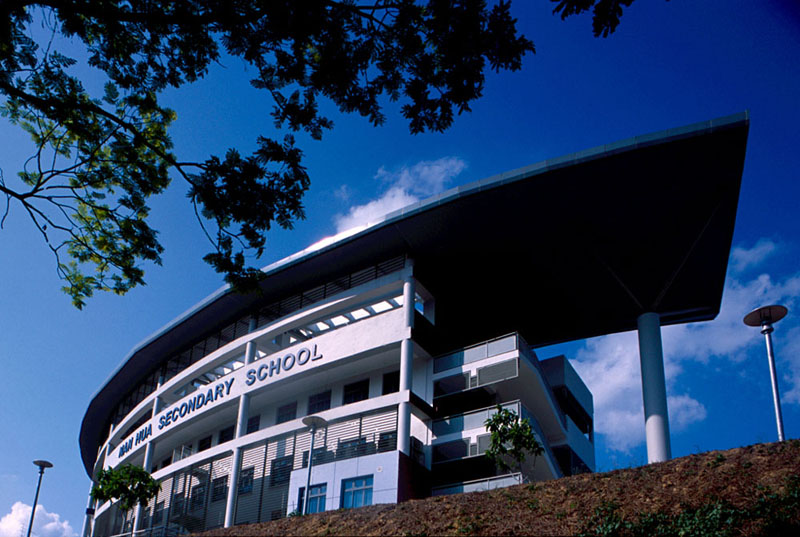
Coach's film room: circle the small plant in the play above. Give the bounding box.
[484,406,543,480]
[288,509,302,517]
[707,453,726,468]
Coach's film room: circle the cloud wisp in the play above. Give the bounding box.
[0,503,76,537]
[333,157,467,233]
[570,239,800,453]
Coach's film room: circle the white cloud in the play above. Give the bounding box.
[779,324,800,405]
[333,184,351,202]
[334,186,419,233]
[570,239,800,454]
[730,238,777,273]
[0,503,76,537]
[668,394,708,430]
[334,157,467,233]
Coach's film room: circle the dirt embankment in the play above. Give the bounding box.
[198,440,800,536]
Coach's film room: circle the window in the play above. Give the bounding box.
[307,390,331,414]
[343,379,369,405]
[153,501,164,524]
[246,414,261,434]
[198,435,212,452]
[341,475,373,509]
[218,424,235,444]
[338,437,369,459]
[298,483,327,514]
[377,431,397,452]
[171,494,185,517]
[270,455,293,486]
[238,467,254,495]
[190,484,205,511]
[160,456,171,470]
[382,371,400,395]
[276,402,297,424]
[173,443,193,462]
[211,476,228,502]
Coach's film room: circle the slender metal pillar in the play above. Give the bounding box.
[224,448,243,527]
[245,316,258,365]
[80,484,95,537]
[398,264,415,456]
[224,315,258,527]
[132,440,155,531]
[303,427,317,514]
[27,461,52,537]
[637,312,672,463]
[762,323,785,442]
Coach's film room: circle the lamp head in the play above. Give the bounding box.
[743,305,788,327]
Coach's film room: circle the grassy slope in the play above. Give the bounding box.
[198,440,800,536]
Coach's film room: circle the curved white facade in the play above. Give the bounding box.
[83,256,593,536]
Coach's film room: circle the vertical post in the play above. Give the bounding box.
[224,315,257,527]
[245,316,258,365]
[398,261,415,456]
[133,398,159,532]
[224,448,243,527]
[303,427,317,514]
[26,470,45,537]
[762,323,785,442]
[81,484,95,537]
[637,312,672,463]
[132,441,155,531]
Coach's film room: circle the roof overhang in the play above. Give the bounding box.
[80,112,750,476]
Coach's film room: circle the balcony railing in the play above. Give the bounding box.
[432,401,521,438]
[431,473,522,496]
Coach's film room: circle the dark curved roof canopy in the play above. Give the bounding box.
[80,113,750,475]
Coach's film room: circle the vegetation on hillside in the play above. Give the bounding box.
[197,440,800,536]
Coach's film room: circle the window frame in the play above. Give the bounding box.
[246,414,261,434]
[342,379,370,405]
[298,483,327,514]
[276,401,297,424]
[340,475,373,509]
[238,467,254,495]
[307,390,332,414]
[211,476,228,502]
[218,424,235,444]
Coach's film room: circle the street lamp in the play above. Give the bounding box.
[301,415,328,515]
[27,460,53,537]
[744,304,789,442]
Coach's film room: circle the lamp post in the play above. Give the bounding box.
[27,460,53,537]
[301,415,327,514]
[744,304,788,442]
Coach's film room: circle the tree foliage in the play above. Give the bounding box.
[0,1,641,307]
[484,405,543,477]
[92,464,161,512]
[551,0,662,38]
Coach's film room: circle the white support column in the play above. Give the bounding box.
[224,315,257,527]
[224,447,243,527]
[245,316,258,365]
[398,262,415,456]
[637,312,672,463]
[81,483,95,537]
[133,440,155,531]
[133,396,159,531]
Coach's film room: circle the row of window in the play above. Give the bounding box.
[154,472,375,523]
[106,256,406,434]
[297,475,373,514]
[157,372,399,471]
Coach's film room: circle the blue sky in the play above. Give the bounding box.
[2,1,800,535]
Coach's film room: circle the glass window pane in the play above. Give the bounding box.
[488,335,516,357]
